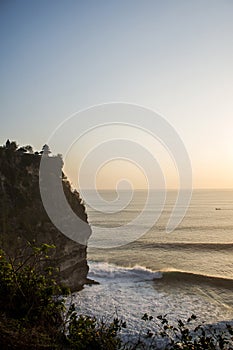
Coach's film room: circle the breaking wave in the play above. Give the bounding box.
[88,261,233,290]
[88,261,162,282]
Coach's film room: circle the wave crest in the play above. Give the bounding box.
[88,261,233,290]
[88,261,162,282]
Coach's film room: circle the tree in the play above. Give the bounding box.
[5,140,17,151]
[17,147,27,154]
[24,145,33,154]
[5,139,10,148]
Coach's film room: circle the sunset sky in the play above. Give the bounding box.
[1,0,233,189]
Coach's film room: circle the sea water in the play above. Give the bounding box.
[73,190,233,339]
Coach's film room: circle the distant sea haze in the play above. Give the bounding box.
[74,189,233,337]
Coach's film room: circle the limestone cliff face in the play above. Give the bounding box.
[0,141,91,291]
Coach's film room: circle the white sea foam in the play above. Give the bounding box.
[88,261,163,282]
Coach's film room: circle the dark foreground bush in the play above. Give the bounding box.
[132,313,233,349]
[0,243,124,349]
[66,310,126,349]
[0,243,232,349]
[0,242,68,349]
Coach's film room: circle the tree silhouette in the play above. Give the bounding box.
[24,145,33,153]
[5,140,17,151]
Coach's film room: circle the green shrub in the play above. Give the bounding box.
[0,242,68,349]
[0,243,67,324]
[66,308,125,350]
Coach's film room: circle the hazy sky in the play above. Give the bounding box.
[1,0,233,189]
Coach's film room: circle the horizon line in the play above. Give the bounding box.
[76,187,233,191]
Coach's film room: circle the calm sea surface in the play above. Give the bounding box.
[74,190,233,337]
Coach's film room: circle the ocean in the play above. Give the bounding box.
[73,189,233,340]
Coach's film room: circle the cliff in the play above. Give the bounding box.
[0,140,92,291]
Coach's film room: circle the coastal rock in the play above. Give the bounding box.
[0,141,92,291]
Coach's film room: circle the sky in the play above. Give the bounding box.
[1,0,233,189]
